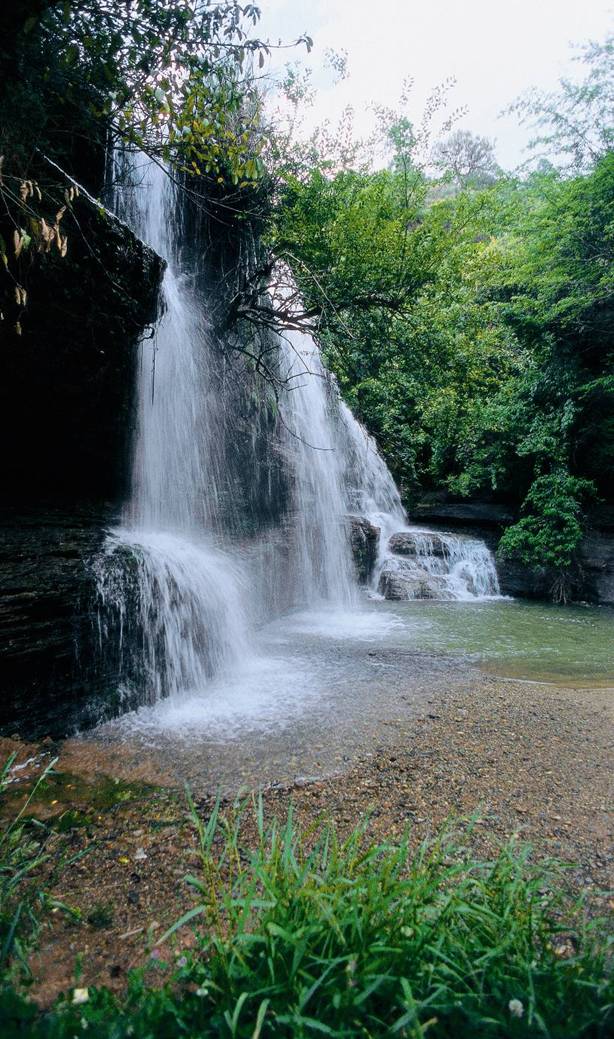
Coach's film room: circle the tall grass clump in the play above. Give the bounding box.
[3,793,610,1038]
[0,753,60,976]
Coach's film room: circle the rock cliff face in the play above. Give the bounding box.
[578,509,614,604]
[410,502,516,528]
[0,184,163,502]
[0,174,165,737]
[0,506,117,737]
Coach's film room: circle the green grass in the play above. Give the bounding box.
[0,753,65,974]
[1,779,612,1037]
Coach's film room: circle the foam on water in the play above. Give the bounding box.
[271,605,406,642]
[102,652,319,742]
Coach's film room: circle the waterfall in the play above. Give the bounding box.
[376,528,500,601]
[94,153,501,721]
[115,158,227,532]
[337,398,407,539]
[96,156,250,707]
[276,329,357,606]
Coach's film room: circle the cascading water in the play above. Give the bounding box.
[94,152,501,724]
[376,528,500,601]
[318,389,499,603]
[337,398,407,540]
[114,158,228,533]
[95,157,250,707]
[277,329,356,607]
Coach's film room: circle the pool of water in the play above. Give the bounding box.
[374,597,614,685]
[88,595,614,791]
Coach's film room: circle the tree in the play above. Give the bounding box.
[2,2,312,183]
[507,33,613,173]
[431,130,500,187]
[0,1,310,334]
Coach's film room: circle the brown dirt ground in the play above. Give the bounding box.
[1,676,612,1007]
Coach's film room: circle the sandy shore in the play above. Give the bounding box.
[1,673,612,1005]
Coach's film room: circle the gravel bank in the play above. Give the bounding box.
[1,675,612,1004]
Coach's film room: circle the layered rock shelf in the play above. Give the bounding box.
[376,528,500,602]
[409,500,614,605]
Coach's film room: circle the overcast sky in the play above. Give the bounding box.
[258,0,613,169]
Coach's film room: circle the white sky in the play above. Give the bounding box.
[258,0,613,169]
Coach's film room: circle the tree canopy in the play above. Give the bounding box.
[269,41,613,599]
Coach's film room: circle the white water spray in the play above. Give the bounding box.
[97,157,250,707]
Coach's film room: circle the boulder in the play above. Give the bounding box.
[388,531,448,558]
[378,561,446,601]
[347,516,380,583]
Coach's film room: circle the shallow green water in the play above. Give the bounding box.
[92,596,613,791]
[377,597,614,685]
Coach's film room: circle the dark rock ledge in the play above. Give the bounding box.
[0,166,164,502]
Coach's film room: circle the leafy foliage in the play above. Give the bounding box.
[0,1,309,335]
[498,473,597,601]
[1,2,311,177]
[271,41,613,595]
[273,164,525,497]
[506,33,613,172]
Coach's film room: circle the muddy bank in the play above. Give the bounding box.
[1,674,612,1006]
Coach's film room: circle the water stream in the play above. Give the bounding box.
[277,329,357,607]
[96,158,251,706]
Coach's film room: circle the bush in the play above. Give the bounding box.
[497,472,597,601]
